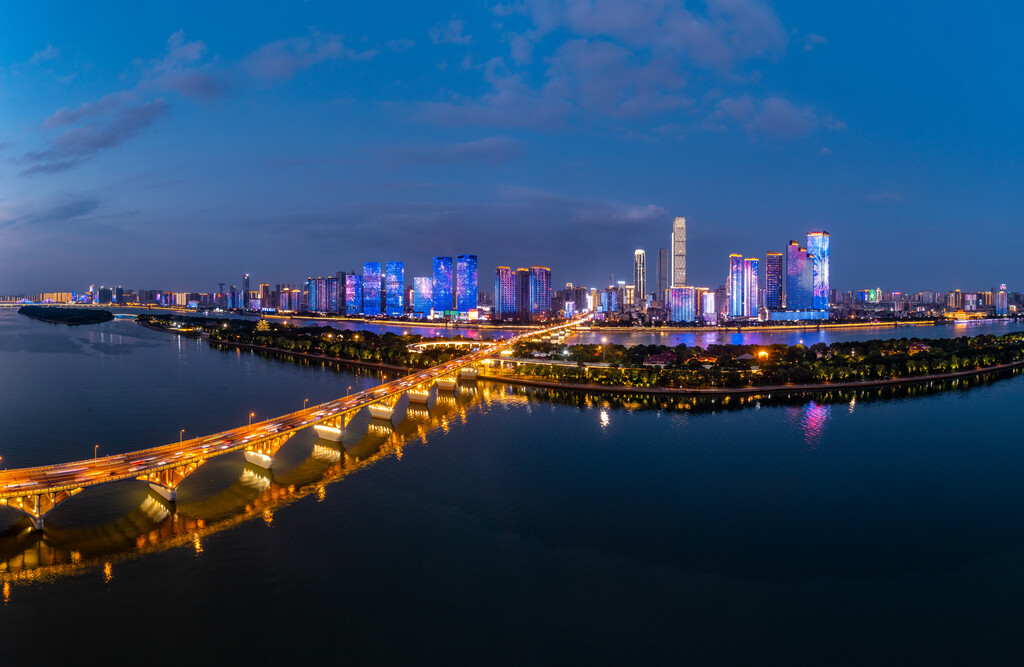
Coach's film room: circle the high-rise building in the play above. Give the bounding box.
[385,261,404,317]
[515,268,531,319]
[765,252,783,311]
[242,273,250,309]
[727,254,744,318]
[494,266,517,319]
[701,291,718,326]
[432,256,453,313]
[456,255,478,311]
[326,276,339,313]
[667,286,697,322]
[786,241,814,310]
[671,216,686,287]
[529,266,551,317]
[305,277,317,312]
[656,248,669,303]
[997,284,1009,316]
[633,249,646,308]
[345,274,362,316]
[743,258,759,318]
[807,231,830,310]
[413,277,432,316]
[362,262,382,316]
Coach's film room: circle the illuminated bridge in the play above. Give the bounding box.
[0,316,590,530]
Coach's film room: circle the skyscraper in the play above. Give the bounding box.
[671,216,686,287]
[494,266,517,320]
[765,252,783,310]
[385,261,404,317]
[305,277,317,313]
[633,249,646,307]
[413,277,432,316]
[786,241,814,310]
[807,231,830,310]
[656,248,669,303]
[362,262,382,316]
[997,284,1009,316]
[727,254,744,318]
[432,256,453,313]
[529,266,551,317]
[701,291,718,326]
[743,258,759,318]
[345,274,362,316]
[326,276,339,313]
[515,268,531,319]
[242,273,250,309]
[456,255,478,311]
[667,286,696,322]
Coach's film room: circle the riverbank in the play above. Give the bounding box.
[18,305,114,326]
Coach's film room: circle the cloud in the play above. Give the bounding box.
[0,142,11,152]
[390,136,523,164]
[22,195,101,226]
[242,31,377,81]
[712,95,825,138]
[867,190,904,202]
[430,18,473,45]
[804,34,828,51]
[24,98,169,174]
[43,91,137,129]
[140,31,229,99]
[31,44,61,64]
[387,39,416,52]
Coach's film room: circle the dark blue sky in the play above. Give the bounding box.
[1,1,1021,294]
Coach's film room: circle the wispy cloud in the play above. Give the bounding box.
[387,136,523,164]
[430,18,473,45]
[140,31,229,99]
[31,44,60,64]
[804,34,828,52]
[242,31,377,81]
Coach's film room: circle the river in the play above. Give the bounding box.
[1,308,1023,664]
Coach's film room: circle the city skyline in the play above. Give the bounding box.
[2,3,1022,292]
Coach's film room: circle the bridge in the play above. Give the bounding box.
[0,315,591,530]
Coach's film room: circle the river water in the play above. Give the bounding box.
[2,309,1024,664]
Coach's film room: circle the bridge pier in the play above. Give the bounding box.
[313,412,356,442]
[368,394,401,422]
[459,367,479,380]
[243,432,295,470]
[435,375,458,391]
[138,460,208,503]
[0,489,83,532]
[406,386,431,403]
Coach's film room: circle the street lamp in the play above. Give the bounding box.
[601,337,608,363]
[94,444,99,459]
[249,412,255,426]
[180,429,185,443]
[303,398,309,410]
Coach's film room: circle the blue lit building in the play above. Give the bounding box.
[786,241,814,310]
[345,274,362,316]
[494,266,516,319]
[997,284,1009,316]
[385,261,404,317]
[305,278,316,313]
[667,286,697,322]
[727,254,744,318]
[413,277,432,316]
[807,231,830,311]
[701,291,718,326]
[529,266,551,317]
[456,254,478,312]
[363,262,382,316]
[743,258,759,318]
[765,252,783,310]
[433,256,453,313]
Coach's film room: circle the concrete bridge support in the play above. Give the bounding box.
[459,367,479,380]
[243,432,296,470]
[435,375,458,391]
[0,489,83,531]
[406,385,431,403]
[367,394,401,422]
[138,460,208,502]
[313,412,357,442]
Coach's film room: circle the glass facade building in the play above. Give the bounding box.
[529,266,551,317]
[494,266,517,319]
[701,291,718,326]
[515,268,531,319]
[786,241,814,311]
[667,286,697,322]
[807,231,830,311]
[413,277,432,316]
[432,256,453,313]
[385,261,404,317]
[997,284,1009,316]
[345,274,362,316]
[765,252,783,310]
[728,254,744,318]
[633,249,646,308]
[456,255,478,311]
[362,262,382,316]
[743,258,759,318]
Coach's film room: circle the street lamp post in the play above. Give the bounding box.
[94,444,99,459]
[601,337,608,363]
[303,398,309,410]
[249,412,255,426]
[180,429,185,443]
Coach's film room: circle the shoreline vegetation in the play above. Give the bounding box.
[136,313,1024,397]
[18,305,114,326]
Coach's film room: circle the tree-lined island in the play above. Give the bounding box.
[136,313,1024,393]
[19,306,114,326]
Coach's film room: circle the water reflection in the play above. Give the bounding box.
[0,365,1018,587]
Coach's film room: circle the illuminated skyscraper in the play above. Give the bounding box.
[413,277,432,316]
[727,254,744,318]
[326,276,339,313]
[743,258,759,318]
[701,291,718,326]
[786,241,814,310]
[633,249,646,307]
[362,262,382,316]
[807,231,830,310]
[515,268,531,319]
[345,274,362,316]
[656,248,669,303]
[385,261,404,317]
[667,286,696,322]
[671,216,686,287]
[305,278,316,312]
[997,284,1009,316]
[765,252,783,310]
[494,266,517,319]
[242,273,250,308]
[529,266,551,317]
[456,255,478,311]
[432,256,453,313]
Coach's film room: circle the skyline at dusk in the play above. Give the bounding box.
[2,1,1022,293]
